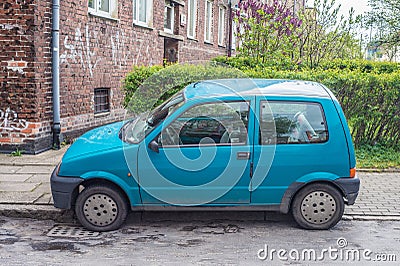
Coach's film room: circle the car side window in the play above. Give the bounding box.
[159,101,250,146]
[260,101,328,145]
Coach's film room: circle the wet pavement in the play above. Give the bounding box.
[0,215,399,265]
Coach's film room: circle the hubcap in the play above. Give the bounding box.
[83,194,118,227]
[300,191,336,225]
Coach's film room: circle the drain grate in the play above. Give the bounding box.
[47,225,100,238]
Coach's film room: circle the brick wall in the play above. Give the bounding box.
[0,0,53,153]
[1,0,232,154]
[179,0,229,62]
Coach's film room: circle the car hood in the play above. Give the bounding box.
[62,121,125,162]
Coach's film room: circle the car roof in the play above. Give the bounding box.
[183,79,331,99]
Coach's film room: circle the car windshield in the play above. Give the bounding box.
[120,92,185,144]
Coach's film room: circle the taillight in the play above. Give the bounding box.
[350,168,356,178]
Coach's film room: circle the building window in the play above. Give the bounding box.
[133,0,153,27]
[187,0,197,38]
[164,1,174,34]
[204,0,213,43]
[94,88,110,114]
[218,6,226,46]
[88,0,118,19]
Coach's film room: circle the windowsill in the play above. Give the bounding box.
[133,22,154,30]
[159,30,184,41]
[172,0,185,6]
[204,41,213,45]
[218,44,226,48]
[94,111,110,118]
[163,29,174,35]
[187,36,198,42]
[88,10,119,22]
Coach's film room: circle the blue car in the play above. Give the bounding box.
[51,79,360,231]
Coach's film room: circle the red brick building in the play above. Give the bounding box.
[0,0,236,153]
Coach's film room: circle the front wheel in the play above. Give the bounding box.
[291,183,344,230]
[75,184,129,232]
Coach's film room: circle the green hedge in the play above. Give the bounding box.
[122,63,247,114]
[123,60,400,148]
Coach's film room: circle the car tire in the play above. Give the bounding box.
[291,183,344,230]
[75,184,129,232]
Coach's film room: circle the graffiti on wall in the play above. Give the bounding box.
[60,25,101,76]
[60,25,155,74]
[111,30,132,68]
[0,108,28,131]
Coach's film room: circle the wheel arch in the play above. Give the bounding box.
[79,178,131,208]
[280,180,346,214]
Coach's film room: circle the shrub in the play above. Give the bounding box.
[122,63,247,114]
[123,60,400,148]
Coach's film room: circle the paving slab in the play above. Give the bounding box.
[0,165,22,174]
[0,191,45,204]
[34,193,53,205]
[25,174,51,183]
[0,182,41,192]
[0,174,32,182]
[15,165,55,174]
[33,182,51,194]
[0,146,68,166]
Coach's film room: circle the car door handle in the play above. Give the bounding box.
[237,152,250,160]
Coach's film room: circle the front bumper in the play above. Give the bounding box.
[333,176,360,205]
[50,164,83,209]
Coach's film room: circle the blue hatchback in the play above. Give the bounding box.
[51,79,360,231]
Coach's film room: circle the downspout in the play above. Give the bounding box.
[227,0,232,57]
[52,0,61,149]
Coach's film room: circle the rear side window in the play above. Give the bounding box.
[260,101,328,145]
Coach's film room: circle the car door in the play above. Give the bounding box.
[137,97,255,205]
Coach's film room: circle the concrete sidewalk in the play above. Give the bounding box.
[0,147,400,221]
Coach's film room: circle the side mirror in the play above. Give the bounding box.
[148,140,159,153]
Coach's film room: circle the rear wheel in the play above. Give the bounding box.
[291,183,344,230]
[75,184,129,232]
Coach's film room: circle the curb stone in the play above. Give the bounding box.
[0,204,75,223]
[358,168,400,173]
[0,163,57,167]
[350,215,400,221]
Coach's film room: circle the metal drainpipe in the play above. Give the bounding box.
[52,0,61,149]
[227,0,232,57]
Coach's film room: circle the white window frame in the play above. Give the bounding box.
[218,6,226,46]
[187,0,197,39]
[231,20,237,50]
[88,0,118,19]
[133,0,153,27]
[204,0,213,43]
[164,1,174,34]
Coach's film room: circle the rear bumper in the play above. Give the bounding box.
[333,176,360,205]
[50,164,83,209]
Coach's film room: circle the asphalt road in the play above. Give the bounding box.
[0,213,399,265]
